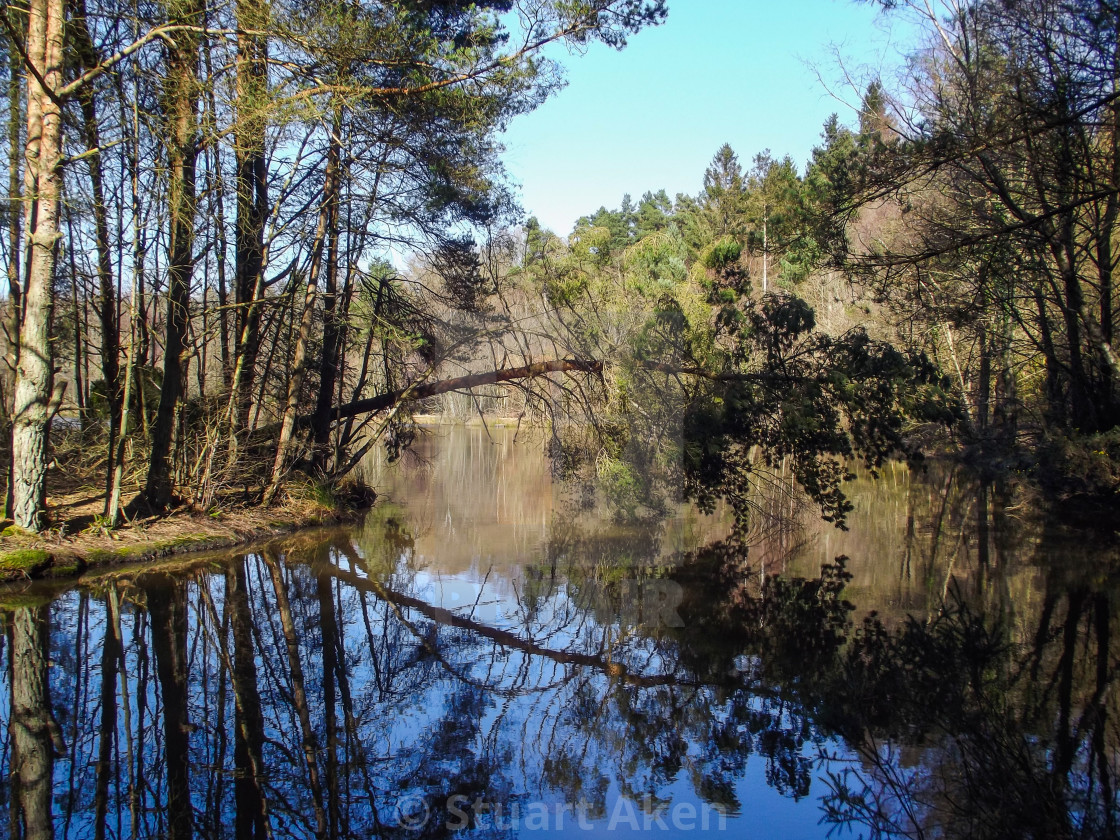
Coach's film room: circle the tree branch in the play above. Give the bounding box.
[328,358,605,423]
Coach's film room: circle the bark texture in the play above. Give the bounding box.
[11,0,65,530]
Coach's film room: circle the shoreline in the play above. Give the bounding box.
[5,418,1117,587]
[0,416,520,587]
[0,502,366,585]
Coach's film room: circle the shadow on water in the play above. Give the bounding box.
[1,428,1119,839]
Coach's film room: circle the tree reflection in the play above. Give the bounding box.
[7,600,60,840]
[815,523,1120,839]
[226,560,268,839]
[145,575,192,840]
[0,482,1117,839]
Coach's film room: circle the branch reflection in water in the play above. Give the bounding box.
[0,427,1117,839]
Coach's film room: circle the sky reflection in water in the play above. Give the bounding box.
[2,427,1118,839]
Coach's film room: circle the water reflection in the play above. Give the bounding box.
[0,428,1118,839]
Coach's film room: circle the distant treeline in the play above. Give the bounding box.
[544,0,1120,499]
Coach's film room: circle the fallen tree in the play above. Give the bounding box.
[324,358,605,424]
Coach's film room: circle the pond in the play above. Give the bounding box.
[2,426,1118,839]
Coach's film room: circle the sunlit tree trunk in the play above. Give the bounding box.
[200,37,230,384]
[310,123,344,471]
[107,59,149,524]
[12,0,65,531]
[4,9,20,368]
[65,241,85,424]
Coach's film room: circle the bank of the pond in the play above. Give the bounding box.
[0,499,366,583]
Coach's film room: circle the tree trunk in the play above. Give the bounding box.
[5,7,21,373]
[262,135,339,505]
[977,324,990,433]
[1101,17,1120,427]
[331,358,604,423]
[142,0,203,511]
[325,256,359,468]
[12,0,65,531]
[1056,247,1094,431]
[1036,286,1063,426]
[107,227,142,525]
[231,0,269,431]
[202,55,231,384]
[67,238,86,421]
[4,6,20,349]
[309,129,343,472]
[1099,225,1116,426]
[4,8,22,517]
[761,209,768,293]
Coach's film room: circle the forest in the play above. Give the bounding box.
[4,3,1120,839]
[0,0,1118,537]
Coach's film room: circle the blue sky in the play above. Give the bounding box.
[500,0,911,235]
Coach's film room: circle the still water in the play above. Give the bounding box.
[2,426,1118,839]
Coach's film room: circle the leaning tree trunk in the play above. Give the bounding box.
[142,0,203,511]
[262,134,339,505]
[11,0,65,531]
[309,143,342,473]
